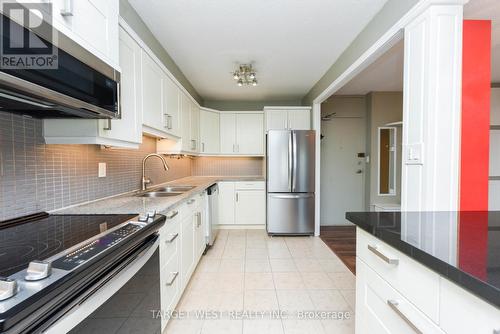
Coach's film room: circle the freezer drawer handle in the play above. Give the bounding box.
[166,272,179,286]
[368,244,399,265]
[165,233,179,243]
[387,300,422,334]
[270,194,313,199]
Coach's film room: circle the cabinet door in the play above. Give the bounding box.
[163,75,181,137]
[491,87,500,125]
[190,103,200,153]
[265,110,288,131]
[200,110,220,154]
[98,27,141,144]
[220,113,237,154]
[71,0,119,66]
[180,215,195,287]
[236,113,264,155]
[218,182,235,225]
[235,190,265,225]
[141,51,164,131]
[287,109,311,130]
[180,93,192,151]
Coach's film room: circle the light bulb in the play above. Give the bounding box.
[237,79,243,86]
[252,79,258,86]
[233,73,239,80]
[249,73,255,80]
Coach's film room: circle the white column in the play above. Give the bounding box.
[401,3,465,211]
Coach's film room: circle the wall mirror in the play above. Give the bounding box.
[378,127,397,195]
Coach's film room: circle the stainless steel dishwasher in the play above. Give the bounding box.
[206,184,219,246]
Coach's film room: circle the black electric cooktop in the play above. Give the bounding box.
[0,212,136,277]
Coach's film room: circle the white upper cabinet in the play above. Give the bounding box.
[236,113,264,155]
[220,113,264,155]
[141,50,165,136]
[43,26,142,148]
[200,109,220,154]
[190,103,200,153]
[42,0,119,68]
[163,75,181,137]
[264,107,311,131]
[180,92,192,152]
[220,113,237,154]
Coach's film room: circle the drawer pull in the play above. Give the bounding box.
[166,210,179,219]
[368,244,399,265]
[387,300,422,334]
[166,272,179,286]
[165,233,179,243]
[187,199,195,204]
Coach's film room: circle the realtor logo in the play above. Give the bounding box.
[0,1,58,69]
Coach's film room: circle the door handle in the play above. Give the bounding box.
[368,244,399,265]
[292,131,297,191]
[387,300,422,334]
[103,119,112,131]
[165,233,179,243]
[288,133,293,190]
[165,272,179,286]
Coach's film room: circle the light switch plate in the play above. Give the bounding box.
[98,163,106,177]
[405,143,424,165]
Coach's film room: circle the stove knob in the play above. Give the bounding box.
[147,210,157,219]
[0,278,17,301]
[138,214,149,222]
[25,261,52,281]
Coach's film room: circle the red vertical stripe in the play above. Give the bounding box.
[458,20,491,280]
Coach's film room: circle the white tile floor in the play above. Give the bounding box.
[165,229,355,334]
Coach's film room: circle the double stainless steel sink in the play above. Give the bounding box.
[135,185,195,198]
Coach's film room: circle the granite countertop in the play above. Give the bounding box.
[346,211,500,309]
[53,176,265,215]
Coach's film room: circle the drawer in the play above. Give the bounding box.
[356,258,444,334]
[160,254,181,329]
[159,211,180,265]
[234,181,265,190]
[179,196,199,220]
[439,277,500,333]
[357,228,440,322]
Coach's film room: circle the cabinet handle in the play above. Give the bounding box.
[196,212,202,227]
[165,210,178,219]
[165,233,179,243]
[103,119,112,131]
[233,143,236,153]
[191,139,196,150]
[163,114,169,129]
[60,0,74,16]
[368,244,399,265]
[165,272,179,286]
[168,115,173,129]
[202,142,205,152]
[387,300,422,334]
[187,199,195,205]
[235,192,239,202]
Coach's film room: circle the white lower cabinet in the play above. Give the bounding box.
[356,259,444,334]
[355,227,500,334]
[218,181,266,225]
[158,192,208,330]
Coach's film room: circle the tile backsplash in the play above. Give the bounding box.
[0,112,191,220]
[192,156,264,176]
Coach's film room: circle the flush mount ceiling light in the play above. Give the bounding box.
[232,64,258,87]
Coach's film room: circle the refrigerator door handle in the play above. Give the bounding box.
[269,194,314,199]
[292,131,297,192]
[288,132,293,191]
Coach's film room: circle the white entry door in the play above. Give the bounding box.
[320,117,366,225]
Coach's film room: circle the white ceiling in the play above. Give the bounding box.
[128,0,388,102]
[333,0,500,96]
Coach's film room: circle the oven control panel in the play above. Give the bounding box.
[52,223,144,271]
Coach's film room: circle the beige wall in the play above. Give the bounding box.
[365,92,403,208]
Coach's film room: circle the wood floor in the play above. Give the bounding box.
[320,226,356,274]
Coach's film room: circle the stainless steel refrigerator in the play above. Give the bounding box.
[266,130,315,235]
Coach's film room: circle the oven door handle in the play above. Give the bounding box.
[40,236,159,333]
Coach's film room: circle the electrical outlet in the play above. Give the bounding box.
[98,163,106,178]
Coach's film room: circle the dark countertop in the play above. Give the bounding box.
[346,211,500,309]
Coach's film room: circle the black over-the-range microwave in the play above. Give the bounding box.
[0,12,120,119]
